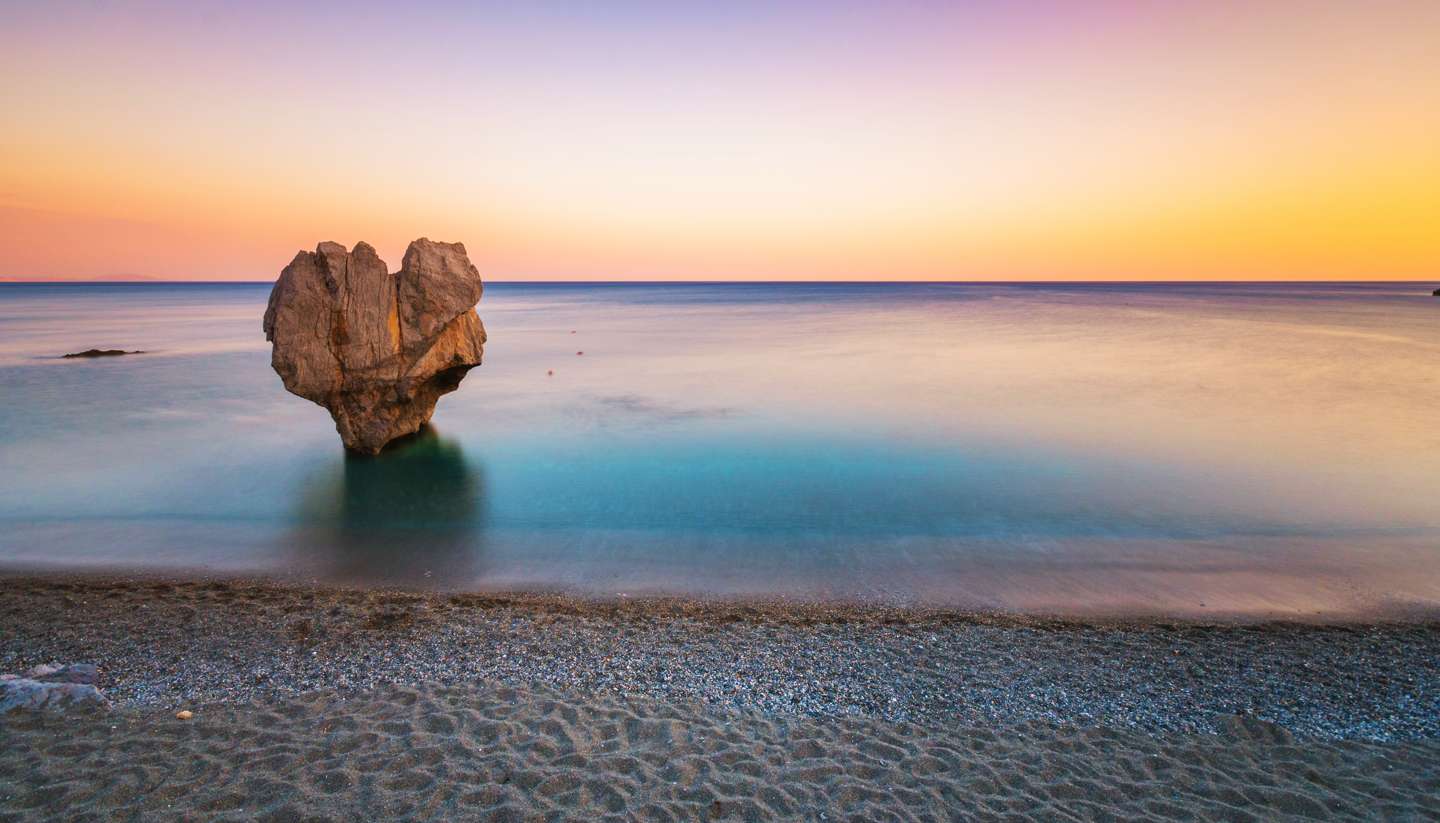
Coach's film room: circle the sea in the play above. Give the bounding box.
[2,281,1437,617]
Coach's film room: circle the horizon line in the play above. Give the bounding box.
[1,278,1436,286]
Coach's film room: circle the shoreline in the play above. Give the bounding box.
[2,573,1436,741]
[4,567,1439,627]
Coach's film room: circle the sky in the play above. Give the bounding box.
[1,0,1438,281]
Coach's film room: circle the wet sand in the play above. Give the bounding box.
[1,574,1437,820]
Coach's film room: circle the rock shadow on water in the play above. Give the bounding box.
[289,426,487,587]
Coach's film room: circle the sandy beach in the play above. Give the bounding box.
[2,575,1437,820]
[6,681,1438,821]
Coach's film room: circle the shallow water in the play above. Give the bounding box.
[1,281,1437,617]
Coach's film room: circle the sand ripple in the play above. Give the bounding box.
[3,682,1437,821]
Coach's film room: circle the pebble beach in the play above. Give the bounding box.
[2,574,1437,820]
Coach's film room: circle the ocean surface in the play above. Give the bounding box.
[1,281,1437,617]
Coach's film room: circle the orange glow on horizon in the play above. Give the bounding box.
[2,1,1438,281]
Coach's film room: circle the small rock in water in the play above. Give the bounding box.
[62,348,144,358]
[1433,287,1440,296]
[175,709,194,720]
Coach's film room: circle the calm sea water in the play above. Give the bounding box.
[1,281,1437,617]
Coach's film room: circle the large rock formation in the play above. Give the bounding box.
[263,239,485,454]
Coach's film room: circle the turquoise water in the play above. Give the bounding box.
[1,282,1438,616]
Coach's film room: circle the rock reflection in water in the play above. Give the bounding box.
[293,426,485,586]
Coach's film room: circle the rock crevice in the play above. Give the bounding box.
[263,238,485,454]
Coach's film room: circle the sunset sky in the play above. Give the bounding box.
[2,1,1438,281]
